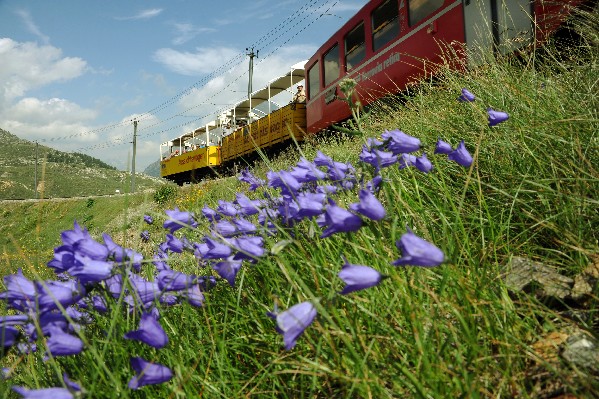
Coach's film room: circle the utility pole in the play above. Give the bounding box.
[131,119,138,193]
[34,140,38,199]
[246,47,258,119]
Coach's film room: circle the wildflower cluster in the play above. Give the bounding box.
[0,89,508,396]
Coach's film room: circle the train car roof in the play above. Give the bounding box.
[228,60,306,118]
[162,61,306,146]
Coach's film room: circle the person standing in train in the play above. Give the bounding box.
[291,84,306,109]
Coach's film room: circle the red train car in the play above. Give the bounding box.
[305,0,588,134]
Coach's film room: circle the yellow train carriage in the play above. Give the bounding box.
[222,103,306,163]
[160,146,221,178]
[160,62,306,184]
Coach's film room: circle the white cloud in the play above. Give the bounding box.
[15,9,50,44]
[115,8,163,21]
[153,46,240,76]
[1,97,98,143]
[0,38,87,102]
[172,44,313,127]
[171,23,215,46]
[8,97,97,125]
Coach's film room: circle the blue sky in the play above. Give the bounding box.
[0,0,363,170]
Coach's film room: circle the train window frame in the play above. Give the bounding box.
[408,0,444,27]
[323,43,340,87]
[372,0,400,52]
[345,22,366,71]
[307,61,320,100]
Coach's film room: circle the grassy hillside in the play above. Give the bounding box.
[0,11,597,399]
[0,129,163,199]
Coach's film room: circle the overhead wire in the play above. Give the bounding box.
[136,0,336,142]
[77,0,339,152]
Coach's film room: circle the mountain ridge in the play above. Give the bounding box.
[0,128,164,199]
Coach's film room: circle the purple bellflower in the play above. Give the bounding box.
[45,326,84,357]
[102,234,143,271]
[60,221,90,246]
[338,257,384,295]
[0,270,37,312]
[269,301,317,350]
[296,192,326,219]
[392,228,445,267]
[216,200,239,217]
[447,140,473,167]
[434,138,453,155]
[91,296,108,313]
[235,193,263,216]
[203,237,232,259]
[414,153,433,173]
[201,205,221,221]
[140,230,150,242]
[157,270,195,292]
[0,314,29,326]
[184,284,205,307]
[383,129,421,154]
[267,170,302,196]
[128,275,161,304]
[68,255,114,284]
[320,201,363,238]
[233,218,257,235]
[62,374,82,393]
[12,387,75,399]
[294,158,327,181]
[398,153,417,169]
[74,237,109,261]
[487,107,509,126]
[360,146,398,171]
[239,168,265,191]
[365,175,384,194]
[128,357,173,389]
[124,313,168,349]
[213,220,237,237]
[37,280,85,313]
[349,189,386,221]
[164,234,185,253]
[143,215,153,225]
[213,257,243,287]
[1,325,19,348]
[232,236,265,261]
[313,150,333,167]
[458,88,476,102]
[163,208,197,233]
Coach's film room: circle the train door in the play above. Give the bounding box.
[463,0,533,63]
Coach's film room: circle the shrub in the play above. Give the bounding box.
[153,184,178,205]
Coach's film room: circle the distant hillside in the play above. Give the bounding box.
[143,159,161,178]
[0,128,164,199]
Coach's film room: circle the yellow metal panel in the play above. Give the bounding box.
[270,108,282,145]
[161,146,220,178]
[222,135,232,162]
[258,116,269,147]
[242,125,252,155]
[217,103,307,164]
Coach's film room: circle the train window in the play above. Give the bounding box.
[345,22,366,70]
[408,0,444,26]
[372,0,399,52]
[323,44,340,87]
[307,61,320,100]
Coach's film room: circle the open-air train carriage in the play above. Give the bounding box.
[160,62,306,184]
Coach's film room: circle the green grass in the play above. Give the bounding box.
[1,12,598,398]
[0,129,163,200]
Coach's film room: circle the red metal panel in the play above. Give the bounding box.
[306,0,465,134]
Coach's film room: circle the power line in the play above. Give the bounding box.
[76,0,339,152]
